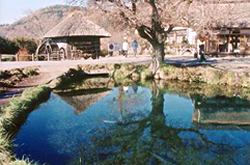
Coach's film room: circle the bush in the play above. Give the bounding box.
[100,49,109,56]
[17,47,31,61]
[141,68,153,80]
[0,37,19,54]
[13,37,37,54]
[0,37,37,56]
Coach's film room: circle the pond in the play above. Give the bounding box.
[13,81,250,165]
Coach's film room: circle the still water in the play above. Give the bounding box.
[14,85,250,165]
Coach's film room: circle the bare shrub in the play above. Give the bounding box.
[17,47,31,61]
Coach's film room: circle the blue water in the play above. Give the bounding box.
[13,86,250,165]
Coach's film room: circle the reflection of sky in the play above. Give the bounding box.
[14,87,153,165]
[164,94,194,128]
[13,86,250,165]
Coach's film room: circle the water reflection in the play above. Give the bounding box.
[191,94,250,125]
[14,81,250,165]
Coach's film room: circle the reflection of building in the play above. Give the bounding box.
[192,95,250,125]
[59,89,111,114]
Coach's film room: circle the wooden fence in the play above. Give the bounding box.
[0,54,53,62]
[0,54,35,62]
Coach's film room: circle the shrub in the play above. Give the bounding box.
[13,37,37,54]
[0,37,19,54]
[100,49,109,56]
[17,47,31,61]
[141,68,153,80]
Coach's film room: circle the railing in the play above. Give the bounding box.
[0,53,59,62]
[0,54,35,62]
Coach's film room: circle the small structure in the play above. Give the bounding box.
[36,12,111,60]
[166,27,197,55]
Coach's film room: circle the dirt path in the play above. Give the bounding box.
[1,55,152,86]
[165,54,250,73]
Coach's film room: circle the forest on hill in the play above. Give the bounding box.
[0,5,128,42]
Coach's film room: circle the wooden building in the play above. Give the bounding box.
[200,0,250,56]
[204,25,250,56]
[37,12,111,60]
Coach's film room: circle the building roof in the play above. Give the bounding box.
[44,12,111,38]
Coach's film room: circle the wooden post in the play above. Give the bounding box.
[15,54,19,61]
[47,53,50,61]
[32,53,34,61]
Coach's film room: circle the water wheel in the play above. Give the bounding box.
[59,48,66,60]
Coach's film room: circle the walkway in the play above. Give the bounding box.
[0,55,152,86]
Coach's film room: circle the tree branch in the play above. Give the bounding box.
[137,25,154,44]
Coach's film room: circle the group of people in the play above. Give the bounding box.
[118,35,207,62]
[122,37,206,62]
[122,40,138,57]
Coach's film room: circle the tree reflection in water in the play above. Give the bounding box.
[68,83,244,165]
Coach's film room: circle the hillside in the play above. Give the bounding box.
[0,5,73,39]
[0,4,150,53]
[0,5,126,41]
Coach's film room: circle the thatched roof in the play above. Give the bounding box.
[44,12,111,38]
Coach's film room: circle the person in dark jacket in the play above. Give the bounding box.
[197,35,206,62]
[132,40,138,57]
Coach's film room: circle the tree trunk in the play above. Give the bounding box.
[150,42,165,74]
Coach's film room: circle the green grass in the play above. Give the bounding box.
[0,85,51,165]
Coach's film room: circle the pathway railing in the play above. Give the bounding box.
[0,54,35,62]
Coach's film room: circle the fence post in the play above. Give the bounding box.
[32,53,34,61]
[47,53,50,61]
[15,54,19,61]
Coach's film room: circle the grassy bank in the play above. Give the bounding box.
[155,64,250,88]
[51,63,151,90]
[0,85,51,165]
[56,63,250,89]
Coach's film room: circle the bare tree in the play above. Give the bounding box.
[24,9,46,39]
[68,0,250,73]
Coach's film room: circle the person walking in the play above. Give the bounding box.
[132,40,138,57]
[122,40,129,57]
[197,35,206,62]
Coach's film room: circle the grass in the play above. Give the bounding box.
[0,85,51,165]
[53,62,250,90]
[156,64,250,88]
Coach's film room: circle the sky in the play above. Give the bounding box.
[0,0,69,24]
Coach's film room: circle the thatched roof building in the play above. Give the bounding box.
[41,12,111,60]
[44,12,111,38]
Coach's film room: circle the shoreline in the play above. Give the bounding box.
[2,55,250,105]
